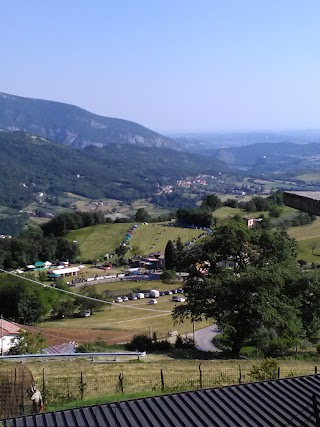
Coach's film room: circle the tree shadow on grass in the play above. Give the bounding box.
[165,347,242,361]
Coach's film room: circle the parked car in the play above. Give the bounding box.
[85,310,92,317]
[159,291,166,296]
[171,296,186,302]
[148,299,158,304]
[122,296,129,301]
[116,297,123,303]
[144,292,151,298]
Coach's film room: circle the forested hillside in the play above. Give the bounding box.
[0,131,229,208]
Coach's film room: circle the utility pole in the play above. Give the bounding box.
[0,314,3,356]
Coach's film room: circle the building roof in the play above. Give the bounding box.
[4,375,320,427]
[0,319,20,338]
[49,267,80,275]
[42,342,77,355]
[284,191,320,216]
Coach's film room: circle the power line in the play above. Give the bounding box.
[0,268,171,314]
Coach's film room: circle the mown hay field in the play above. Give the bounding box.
[66,223,204,260]
[66,223,130,260]
[38,280,210,345]
[288,217,320,241]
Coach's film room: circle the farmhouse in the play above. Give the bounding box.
[0,319,21,355]
[4,375,320,426]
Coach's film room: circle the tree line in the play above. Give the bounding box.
[0,272,106,325]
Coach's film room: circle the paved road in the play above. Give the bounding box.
[194,324,222,352]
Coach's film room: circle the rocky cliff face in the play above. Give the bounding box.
[0,92,180,150]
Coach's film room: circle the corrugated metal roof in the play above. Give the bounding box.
[3,375,320,427]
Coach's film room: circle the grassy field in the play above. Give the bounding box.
[66,223,204,260]
[127,223,202,255]
[66,223,130,260]
[286,218,320,262]
[213,206,270,220]
[294,173,320,182]
[288,217,320,241]
[34,279,209,346]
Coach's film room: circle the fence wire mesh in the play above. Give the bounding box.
[1,363,320,417]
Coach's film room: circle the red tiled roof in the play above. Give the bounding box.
[0,319,21,338]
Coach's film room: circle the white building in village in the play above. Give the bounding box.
[0,318,21,354]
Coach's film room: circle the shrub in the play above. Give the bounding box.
[126,334,153,352]
[175,335,194,349]
[249,359,278,381]
[152,340,172,351]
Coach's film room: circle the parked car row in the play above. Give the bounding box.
[114,287,184,303]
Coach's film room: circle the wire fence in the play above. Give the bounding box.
[29,364,320,408]
[2,363,320,417]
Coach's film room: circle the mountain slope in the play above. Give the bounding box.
[0,92,180,150]
[0,131,229,209]
[207,142,320,172]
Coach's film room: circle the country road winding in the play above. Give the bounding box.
[194,324,222,352]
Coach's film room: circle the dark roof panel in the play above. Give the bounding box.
[4,375,320,427]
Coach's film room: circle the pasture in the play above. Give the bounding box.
[66,223,130,260]
[127,223,202,255]
[288,217,320,241]
[66,223,205,260]
[294,173,320,182]
[213,206,270,220]
[37,279,210,346]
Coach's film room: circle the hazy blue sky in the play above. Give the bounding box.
[1,1,320,133]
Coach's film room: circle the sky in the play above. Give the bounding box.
[1,1,320,133]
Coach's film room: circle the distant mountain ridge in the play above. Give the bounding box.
[0,92,181,150]
[212,141,320,165]
[204,141,320,174]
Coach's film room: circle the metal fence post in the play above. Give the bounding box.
[42,368,46,408]
[199,364,203,389]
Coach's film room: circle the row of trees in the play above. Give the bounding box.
[0,227,78,270]
[172,220,317,355]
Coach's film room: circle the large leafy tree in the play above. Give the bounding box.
[134,208,151,223]
[173,221,299,355]
[201,194,222,211]
[174,266,301,355]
